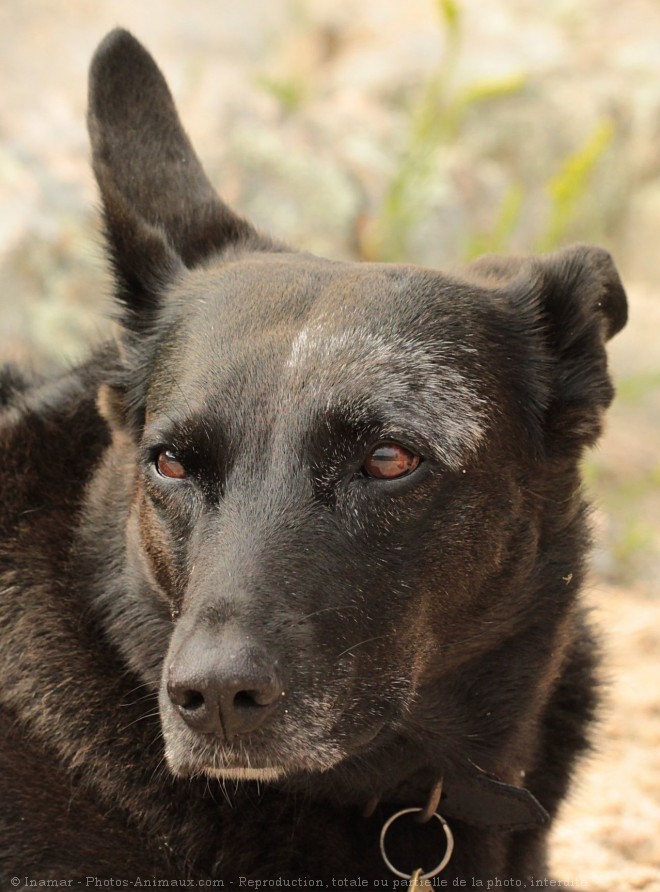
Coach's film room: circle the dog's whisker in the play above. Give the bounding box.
[298,603,360,622]
[121,709,161,731]
[334,635,388,661]
[119,691,159,707]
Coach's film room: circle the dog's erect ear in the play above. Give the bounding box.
[88,29,265,330]
[470,245,627,454]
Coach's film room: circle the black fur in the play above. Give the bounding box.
[0,29,627,885]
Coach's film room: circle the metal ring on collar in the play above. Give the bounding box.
[379,807,454,880]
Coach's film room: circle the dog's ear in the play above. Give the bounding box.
[470,245,627,455]
[88,29,265,332]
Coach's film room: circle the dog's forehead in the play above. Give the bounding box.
[173,252,479,353]
[156,253,494,464]
[178,253,435,327]
[168,254,490,393]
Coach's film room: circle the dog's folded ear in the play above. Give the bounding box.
[469,245,628,454]
[88,29,268,332]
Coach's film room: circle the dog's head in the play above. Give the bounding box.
[89,31,627,791]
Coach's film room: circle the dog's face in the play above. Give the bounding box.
[125,256,535,782]
[90,32,627,787]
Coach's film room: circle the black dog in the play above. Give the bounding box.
[0,29,627,886]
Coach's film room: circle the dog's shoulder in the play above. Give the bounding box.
[0,347,178,877]
[0,350,112,547]
[0,702,173,877]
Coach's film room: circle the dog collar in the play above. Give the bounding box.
[437,772,549,831]
[369,774,548,885]
[366,771,549,833]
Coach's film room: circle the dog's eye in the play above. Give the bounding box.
[156,450,187,479]
[362,442,421,480]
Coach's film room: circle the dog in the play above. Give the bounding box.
[0,28,627,886]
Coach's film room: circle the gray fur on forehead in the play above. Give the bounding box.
[282,318,489,470]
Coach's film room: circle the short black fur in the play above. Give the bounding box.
[0,29,627,885]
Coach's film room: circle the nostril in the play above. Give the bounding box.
[181,689,205,711]
[233,690,260,710]
[169,686,205,711]
[233,687,282,710]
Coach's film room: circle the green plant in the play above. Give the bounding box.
[611,518,655,582]
[536,118,614,252]
[256,74,308,114]
[362,0,618,264]
[465,183,524,260]
[362,1,526,261]
[615,370,660,405]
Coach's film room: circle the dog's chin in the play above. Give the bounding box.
[162,723,385,783]
[203,765,288,782]
[166,746,346,782]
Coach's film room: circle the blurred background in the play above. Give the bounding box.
[0,0,658,887]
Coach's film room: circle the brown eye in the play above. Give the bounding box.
[362,442,421,480]
[156,450,187,479]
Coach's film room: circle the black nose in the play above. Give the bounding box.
[167,631,284,739]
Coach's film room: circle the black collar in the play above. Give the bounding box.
[374,771,548,833]
[436,772,548,832]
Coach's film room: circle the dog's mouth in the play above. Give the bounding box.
[163,702,393,784]
[168,749,345,784]
[165,730,348,782]
[204,765,287,782]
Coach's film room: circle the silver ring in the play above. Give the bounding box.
[379,807,454,880]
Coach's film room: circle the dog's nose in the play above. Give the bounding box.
[167,632,283,739]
